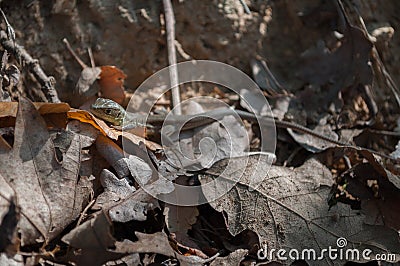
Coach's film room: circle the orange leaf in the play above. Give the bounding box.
[98,66,127,105]
[0,101,70,128]
[67,109,161,151]
[67,109,118,139]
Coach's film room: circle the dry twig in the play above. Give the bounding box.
[162,0,181,115]
[238,0,251,14]
[0,30,60,102]
[62,38,88,69]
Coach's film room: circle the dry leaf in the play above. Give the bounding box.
[113,232,208,265]
[287,122,341,152]
[163,100,250,171]
[61,211,122,265]
[0,101,70,118]
[0,97,91,245]
[0,254,23,266]
[296,10,375,127]
[92,169,136,211]
[67,108,117,138]
[344,156,400,232]
[164,205,199,234]
[98,65,127,105]
[210,249,248,266]
[66,120,99,148]
[201,155,400,265]
[164,204,199,247]
[250,59,287,96]
[107,188,159,223]
[0,101,70,128]
[68,108,161,151]
[113,231,175,257]
[298,23,373,100]
[75,67,101,100]
[62,210,115,249]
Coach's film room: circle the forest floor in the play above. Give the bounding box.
[0,1,400,265]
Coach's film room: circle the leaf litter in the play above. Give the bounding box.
[1,1,400,266]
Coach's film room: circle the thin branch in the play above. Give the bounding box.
[163,0,181,115]
[88,47,95,68]
[0,50,7,101]
[76,199,95,226]
[0,30,60,103]
[354,7,400,108]
[202,252,221,263]
[174,39,191,60]
[62,38,88,69]
[238,0,251,14]
[0,8,15,48]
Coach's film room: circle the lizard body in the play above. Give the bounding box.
[90,98,397,161]
[90,98,347,146]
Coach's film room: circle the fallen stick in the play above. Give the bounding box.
[0,30,60,103]
[162,0,181,115]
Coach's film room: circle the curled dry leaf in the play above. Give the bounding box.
[298,21,373,102]
[164,204,199,247]
[103,152,177,223]
[164,205,199,235]
[0,97,91,245]
[66,120,99,148]
[68,108,161,151]
[239,88,273,117]
[92,169,136,211]
[95,135,157,180]
[342,149,400,232]
[98,66,127,105]
[67,108,118,139]
[74,65,126,106]
[346,163,400,231]
[105,254,141,266]
[62,210,115,250]
[250,59,287,96]
[75,67,101,100]
[390,140,400,159]
[61,210,123,265]
[0,101,70,128]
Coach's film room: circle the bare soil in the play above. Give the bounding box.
[2,0,399,106]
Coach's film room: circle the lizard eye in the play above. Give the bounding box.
[105,109,112,115]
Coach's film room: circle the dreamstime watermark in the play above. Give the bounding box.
[257,237,397,262]
[123,60,277,206]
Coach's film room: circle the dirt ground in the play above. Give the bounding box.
[2,0,399,106]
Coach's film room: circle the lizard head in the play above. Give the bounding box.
[90,98,126,126]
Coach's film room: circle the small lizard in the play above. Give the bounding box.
[90,98,397,161]
[90,97,348,146]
